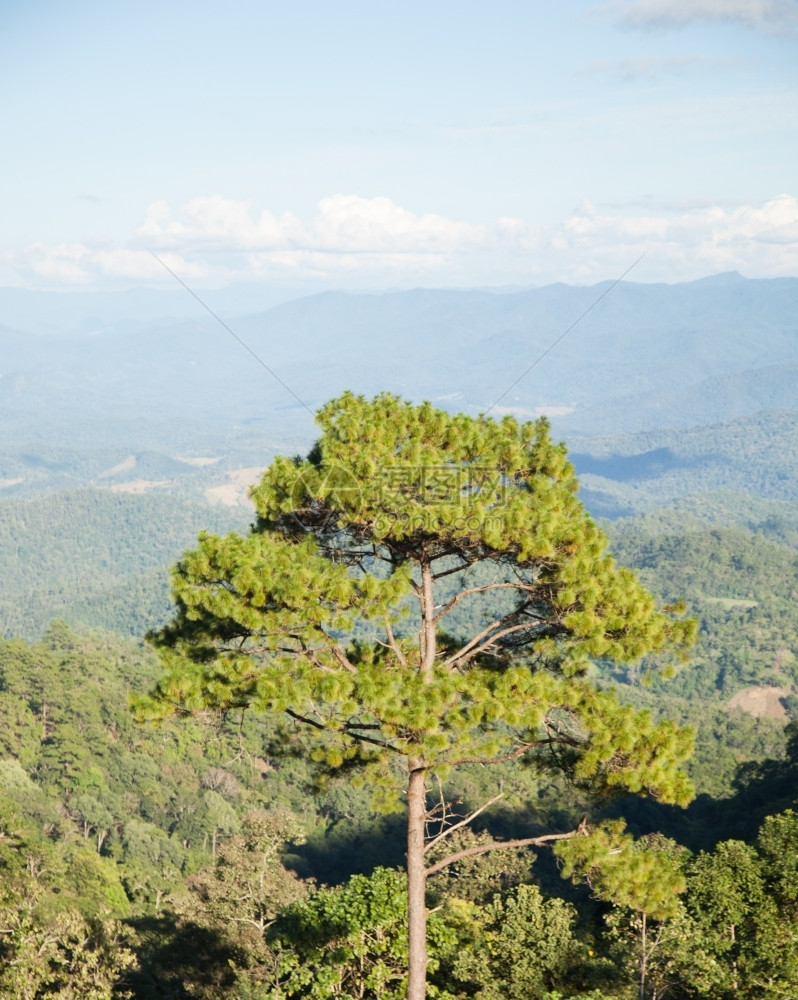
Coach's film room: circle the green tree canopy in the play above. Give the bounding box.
[139,392,696,1000]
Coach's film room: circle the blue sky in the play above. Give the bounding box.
[1,0,796,292]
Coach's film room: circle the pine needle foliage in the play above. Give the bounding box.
[137,392,696,998]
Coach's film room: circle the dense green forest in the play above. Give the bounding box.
[574,409,798,517]
[1,463,797,996]
[0,490,249,640]
[1,558,797,997]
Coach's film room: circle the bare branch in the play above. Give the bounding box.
[424,794,505,854]
[284,707,327,732]
[446,742,538,767]
[424,775,452,843]
[342,720,384,732]
[432,581,537,625]
[425,816,589,877]
[443,617,558,669]
[330,645,357,674]
[383,619,408,667]
[304,651,345,675]
[446,733,582,768]
[430,558,478,581]
[340,728,407,754]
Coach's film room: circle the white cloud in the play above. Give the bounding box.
[597,0,798,33]
[137,193,482,254]
[18,242,94,283]
[581,54,745,81]
[136,195,302,250]
[310,195,480,252]
[7,193,798,290]
[94,248,207,282]
[12,240,210,286]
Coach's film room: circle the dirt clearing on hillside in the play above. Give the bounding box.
[728,686,790,719]
[109,479,168,494]
[205,467,266,507]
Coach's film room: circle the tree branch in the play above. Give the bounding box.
[383,619,408,667]
[444,735,581,768]
[342,720,384,732]
[432,581,537,626]
[329,645,357,674]
[424,794,505,854]
[443,616,558,669]
[425,816,589,877]
[430,558,477,581]
[284,708,405,755]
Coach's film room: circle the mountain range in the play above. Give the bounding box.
[1,272,796,514]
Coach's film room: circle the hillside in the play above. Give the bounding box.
[572,409,798,517]
[0,490,248,640]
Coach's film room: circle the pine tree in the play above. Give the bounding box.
[138,392,696,1000]
[557,823,689,1000]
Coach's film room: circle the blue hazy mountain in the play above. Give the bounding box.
[1,272,795,511]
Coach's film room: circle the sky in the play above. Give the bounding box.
[1,0,796,294]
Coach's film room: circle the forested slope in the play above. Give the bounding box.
[0,490,247,639]
[0,476,796,997]
[1,614,797,998]
[573,409,798,517]
[598,517,798,810]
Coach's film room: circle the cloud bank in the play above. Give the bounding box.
[5,193,797,291]
[597,0,798,33]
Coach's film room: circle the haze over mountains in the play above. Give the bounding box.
[1,272,796,515]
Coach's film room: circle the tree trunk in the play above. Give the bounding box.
[407,761,427,1000]
[639,911,647,1000]
[408,554,434,999]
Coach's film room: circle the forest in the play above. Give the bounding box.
[0,390,797,1000]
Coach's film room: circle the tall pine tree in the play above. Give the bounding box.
[139,392,695,1000]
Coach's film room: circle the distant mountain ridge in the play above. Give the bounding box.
[1,273,795,514]
[571,408,798,517]
[2,273,796,437]
[1,273,796,644]
[562,360,798,434]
